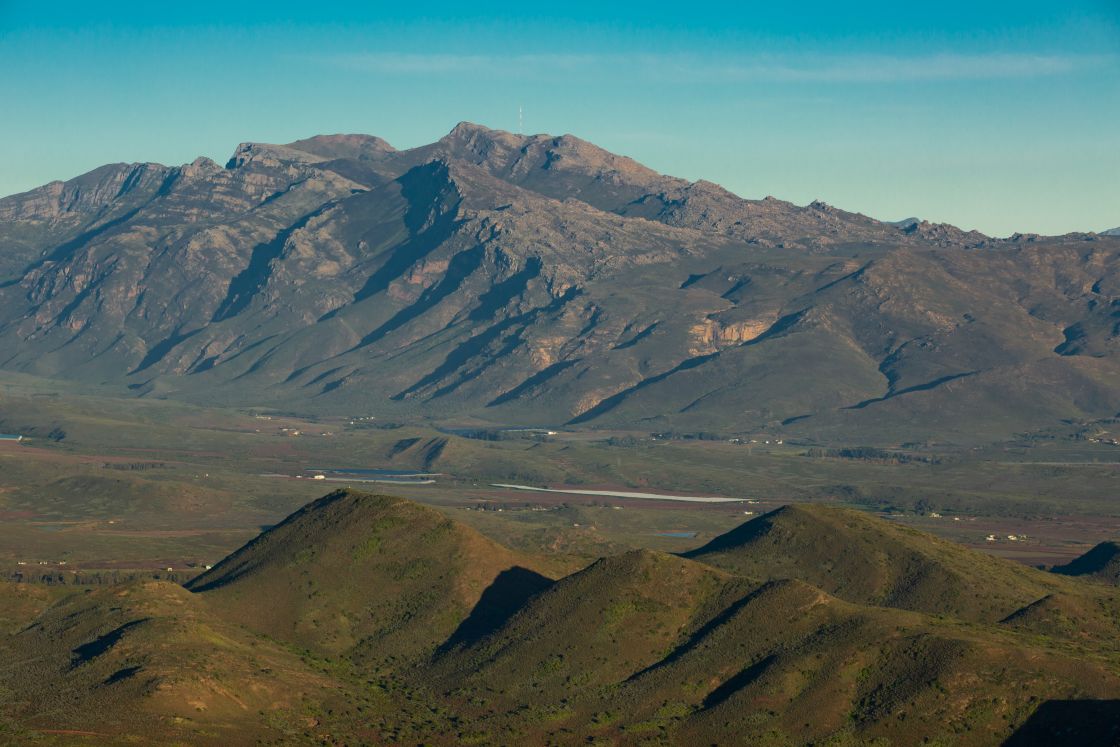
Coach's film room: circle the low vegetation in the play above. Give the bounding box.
[3,490,1120,744]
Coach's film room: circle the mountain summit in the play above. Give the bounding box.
[0,124,1118,441]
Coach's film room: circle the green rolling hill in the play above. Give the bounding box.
[185,490,563,664]
[4,490,1119,744]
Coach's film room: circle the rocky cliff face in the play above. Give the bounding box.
[0,123,1117,442]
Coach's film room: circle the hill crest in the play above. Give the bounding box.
[684,503,1064,621]
[187,489,557,661]
[1051,541,1120,584]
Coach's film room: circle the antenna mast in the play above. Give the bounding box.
[519,104,523,134]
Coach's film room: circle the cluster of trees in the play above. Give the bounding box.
[347,420,404,431]
[605,435,641,447]
[0,421,65,441]
[466,502,559,513]
[453,429,551,442]
[4,569,196,585]
[650,431,728,442]
[101,461,167,471]
[804,447,940,465]
[839,492,1056,521]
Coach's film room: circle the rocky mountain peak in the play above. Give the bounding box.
[285,133,397,160]
[0,162,173,223]
[0,125,1117,441]
[225,140,332,169]
[435,122,530,167]
[180,156,222,179]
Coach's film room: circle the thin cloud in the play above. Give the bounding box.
[326,52,599,75]
[320,51,1115,83]
[680,53,1114,83]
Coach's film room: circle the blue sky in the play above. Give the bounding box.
[1,1,1117,235]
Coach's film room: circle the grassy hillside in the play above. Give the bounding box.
[684,503,1070,622]
[428,549,745,695]
[669,583,1120,747]
[186,490,565,664]
[0,580,340,745]
[4,492,1120,744]
[422,554,1120,745]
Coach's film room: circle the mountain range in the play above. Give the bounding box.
[3,489,1120,744]
[1,123,1118,442]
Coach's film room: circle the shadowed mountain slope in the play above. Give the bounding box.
[1,124,1119,442]
[1052,540,1120,584]
[614,578,1120,747]
[427,549,744,694]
